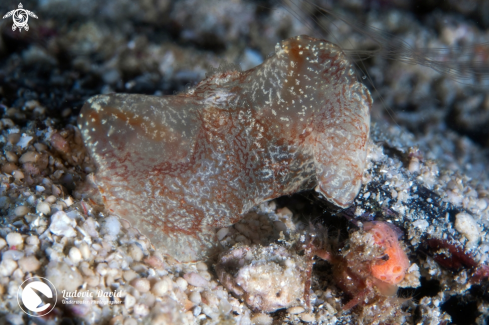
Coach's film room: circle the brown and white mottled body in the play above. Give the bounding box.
[78,35,372,262]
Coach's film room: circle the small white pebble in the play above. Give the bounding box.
[152,277,172,296]
[69,247,82,264]
[36,201,51,215]
[0,259,18,276]
[49,211,76,237]
[34,142,48,151]
[216,228,229,240]
[251,313,273,325]
[2,250,24,260]
[6,232,23,247]
[300,313,316,323]
[455,212,480,244]
[123,318,137,325]
[79,242,91,260]
[45,195,57,203]
[14,206,30,217]
[5,151,18,162]
[196,262,208,271]
[175,277,188,291]
[12,170,24,181]
[219,299,232,314]
[131,278,150,293]
[413,219,429,230]
[189,291,202,304]
[193,306,202,317]
[123,270,138,282]
[104,215,121,237]
[91,243,102,251]
[19,151,39,164]
[63,196,74,206]
[124,294,136,309]
[128,244,143,262]
[408,157,420,173]
[26,236,39,246]
[184,272,208,287]
[200,271,212,281]
[17,135,33,149]
[0,238,6,250]
[18,256,41,272]
[27,195,36,206]
[95,263,108,276]
[133,303,150,317]
[287,306,305,314]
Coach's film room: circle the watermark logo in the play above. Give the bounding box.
[17,277,57,317]
[2,3,38,32]
[61,289,123,306]
[18,277,123,316]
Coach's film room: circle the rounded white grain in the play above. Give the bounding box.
[6,232,23,247]
[125,294,136,309]
[79,242,91,260]
[455,212,480,243]
[104,216,121,237]
[49,211,76,237]
[2,250,24,260]
[36,201,51,215]
[123,270,138,282]
[189,291,201,304]
[5,151,18,162]
[124,318,137,325]
[12,170,24,181]
[131,278,150,293]
[152,277,172,296]
[287,306,305,314]
[14,206,30,217]
[18,256,41,272]
[45,195,57,203]
[300,313,316,322]
[175,277,188,291]
[128,244,143,262]
[0,259,17,276]
[251,313,273,325]
[196,262,208,271]
[19,151,39,164]
[216,228,229,240]
[26,236,39,246]
[184,272,208,287]
[69,247,82,264]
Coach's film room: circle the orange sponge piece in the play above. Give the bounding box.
[366,222,410,285]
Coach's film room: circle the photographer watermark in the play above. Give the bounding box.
[61,289,123,306]
[17,277,57,317]
[2,3,38,32]
[18,277,123,316]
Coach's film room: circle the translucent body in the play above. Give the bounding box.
[78,35,372,262]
